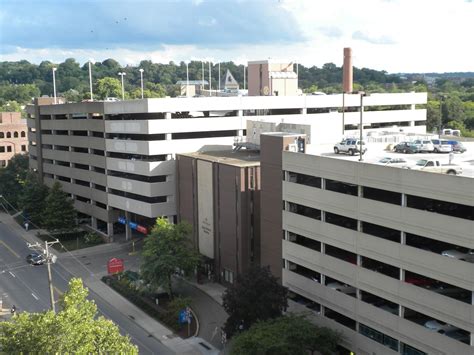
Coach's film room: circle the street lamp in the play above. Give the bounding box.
[139,68,144,99]
[186,62,190,96]
[52,67,57,104]
[359,91,369,162]
[118,72,126,100]
[88,60,94,101]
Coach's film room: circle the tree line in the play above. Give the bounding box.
[0,58,473,134]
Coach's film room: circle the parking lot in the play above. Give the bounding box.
[314,140,474,178]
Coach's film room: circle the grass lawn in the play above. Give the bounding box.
[37,230,104,252]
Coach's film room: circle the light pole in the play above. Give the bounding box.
[88,60,94,101]
[202,61,205,94]
[209,61,212,96]
[218,62,221,93]
[185,62,189,97]
[118,72,126,100]
[359,91,369,162]
[139,68,144,99]
[52,67,57,104]
[243,65,246,91]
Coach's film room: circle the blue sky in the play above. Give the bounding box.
[0,0,473,73]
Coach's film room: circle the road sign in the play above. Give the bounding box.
[179,309,188,324]
[107,258,124,274]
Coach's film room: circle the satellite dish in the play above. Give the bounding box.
[263,86,270,95]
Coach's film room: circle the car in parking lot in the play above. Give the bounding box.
[378,157,407,165]
[441,249,474,263]
[394,142,419,154]
[431,139,452,153]
[26,252,45,265]
[413,139,435,152]
[326,282,357,295]
[446,140,467,153]
[334,139,366,156]
[424,320,458,334]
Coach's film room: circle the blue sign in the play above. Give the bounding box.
[118,216,127,225]
[179,309,188,324]
[129,222,138,230]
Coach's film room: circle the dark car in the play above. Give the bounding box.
[26,252,45,265]
[447,140,467,153]
[394,142,419,154]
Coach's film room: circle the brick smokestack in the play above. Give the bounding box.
[343,47,353,93]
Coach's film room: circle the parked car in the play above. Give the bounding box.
[412,139,435,152]
[334,139,367,156]
[26,252,45,265]
[446,140,467,153]
[424,320,458,334]
[326,282,357,295]
[431,139,452,153]
[441,249,474,263]
[394,142,419,154]
[406,159,462,175]
[378,157,407,165]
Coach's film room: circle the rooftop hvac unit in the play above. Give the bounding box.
[288,144,297,152]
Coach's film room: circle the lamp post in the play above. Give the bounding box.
[209,61,212,96]
[88,60,94,101]
[118,72,126,100]
[218,62,221,93]
[139,68,144,99]
[359,91,369,162]
[52,67,57,104]
[185,62,189,97]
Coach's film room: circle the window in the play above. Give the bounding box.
[325,212,357,230]
[13,132,19,138]
[287,231,321,252]
[287,171,321,188]
[361,222,400,243]
[363,186,401,205]
[286,202,321,220]
[6,132,11,138]
[6,146,12,152]
[407,194,473,220]
[224,269,234,284]
[21,145,26,152]
[21,131,26,137]
[325,179,358,196]
[359,323,399,351]
[0,147,5,153]
[0,132,4,138]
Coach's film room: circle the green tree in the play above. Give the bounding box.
[230,315,341,355]
[0,278,138,353]
[0,100,22,112]
[0,154,29,210]
[95,77,122,99]
[42,181,76,233]
[441,95,466,124]
[18,172,49,226]
[140,218,201,298]
[426,100,442,132]
[222,266,288,337]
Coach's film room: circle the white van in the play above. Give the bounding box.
[442,129,452,135]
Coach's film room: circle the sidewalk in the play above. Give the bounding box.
[0,212,227,354]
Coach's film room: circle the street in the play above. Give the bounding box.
[0,219,174,354]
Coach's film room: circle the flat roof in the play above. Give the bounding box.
[179,149,260,167]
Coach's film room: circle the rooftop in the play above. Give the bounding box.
[179,149,260,167]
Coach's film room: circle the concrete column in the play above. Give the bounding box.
[107,222,114,239]
[401,231,406,245]
[91,217,98,229]
[125,211,132,241]
[321,210,325,222]
[401,193,407,207]
[300,108,307,114]
[237,129,243,137]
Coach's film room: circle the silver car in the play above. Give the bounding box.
[441,249,474,263]
[431,139,452,153]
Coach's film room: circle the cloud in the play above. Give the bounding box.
[318,26,343,38]
[0,0,304,53]
[352,31,396,45]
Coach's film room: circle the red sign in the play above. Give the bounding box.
[107,258,124,274]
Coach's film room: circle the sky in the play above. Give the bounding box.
[0,0,473,73]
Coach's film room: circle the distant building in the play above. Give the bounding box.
[220,69,239,92]
[176,80,209,97]
[176,149,260,284]
[0,112,28,167]
[248,60,298,96]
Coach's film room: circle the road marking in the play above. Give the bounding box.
[0,240,20,258]
[8,271,15,278]
[31,293,39,300]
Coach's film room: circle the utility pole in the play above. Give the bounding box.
[27,240,59,312]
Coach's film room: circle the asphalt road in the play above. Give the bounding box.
[0,221,173,354]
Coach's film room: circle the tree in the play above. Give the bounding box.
[222,266,288,337]
[42,181,76,233]
[18,172,49,226]
[0,100,22,112]
[140,218,201,298]
[230,315,341,355]
[0,154,29,209]
[0,278,138,353]
[95,77,122,99]
[426,100,442,132]
[441,95,466,124]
